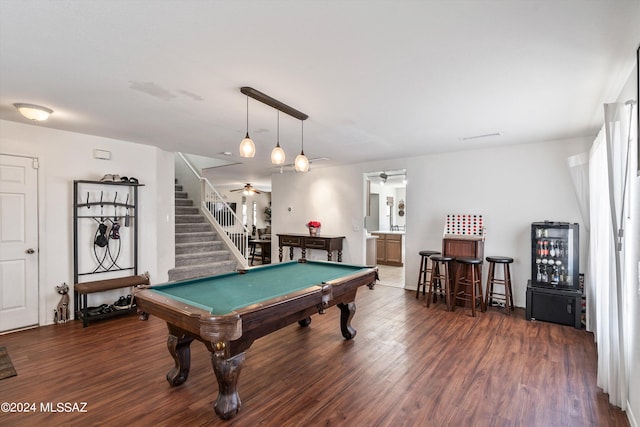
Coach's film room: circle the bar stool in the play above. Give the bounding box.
[485,256,514,315]
[426,255,454,310]
[452,257,485,317]
[415,250,440,299]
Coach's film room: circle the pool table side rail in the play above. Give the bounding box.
[202,287,328,349]
[134,287,214,334]
[205,268,376,342]
[320,268,376,295]
[217,268,376,354]
[135,284,326,337]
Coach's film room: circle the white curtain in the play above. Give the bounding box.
[567,152,592,330]
[588,101,635,409]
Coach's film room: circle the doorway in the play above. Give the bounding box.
[364,169,406,289]
[0,154,39,332]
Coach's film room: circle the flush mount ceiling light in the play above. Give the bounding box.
[13,103,53,121]
[239,95,255,157]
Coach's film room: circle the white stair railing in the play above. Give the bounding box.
[176,152,250,268]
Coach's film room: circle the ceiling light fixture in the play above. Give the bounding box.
[230,183,262,195]
[239,95,255,157]
[295,120,309,172]
[271,110,285,165]
[239,87,309,164]
[240,87,308,120]
[14,103,53,121]
[460,132,501,141]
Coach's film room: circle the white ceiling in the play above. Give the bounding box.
[1,1,639,190]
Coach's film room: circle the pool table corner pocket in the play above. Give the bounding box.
[200,314,243,347]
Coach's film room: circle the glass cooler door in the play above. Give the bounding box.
[530,221,579,290]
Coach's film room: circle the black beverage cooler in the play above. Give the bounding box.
[526,221,582,328]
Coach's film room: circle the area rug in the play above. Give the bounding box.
[0,346,17,380]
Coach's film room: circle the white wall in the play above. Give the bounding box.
[0,120,174,325]
[272,165,368,262]
[626,107,639,427]
[175,155,202,208]
[272,137,589,309]
[405,138,589,308]
[154,148,176,283]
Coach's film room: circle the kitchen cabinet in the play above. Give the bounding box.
[372,232,403,266]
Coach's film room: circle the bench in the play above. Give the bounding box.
[74,274,150,327]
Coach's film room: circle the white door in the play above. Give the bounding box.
[0,154,39,332]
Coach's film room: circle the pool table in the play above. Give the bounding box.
[134,260,377,420]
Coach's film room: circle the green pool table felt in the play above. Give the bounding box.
[151,261,369,315]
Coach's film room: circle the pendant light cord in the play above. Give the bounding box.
[246,95,249,134]
[301,120,305,154]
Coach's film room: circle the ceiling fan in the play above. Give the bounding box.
[379,171,405,183]
[230,183,262,195]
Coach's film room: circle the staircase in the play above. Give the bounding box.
[168,182,237,281]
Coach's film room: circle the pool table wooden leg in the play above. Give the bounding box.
[166,329,195,386]
[337,302,357,340]
[211,352,245,420]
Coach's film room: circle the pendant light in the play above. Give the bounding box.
[295,120,309,172]
[271,110,285,164]
[239,95,255,157]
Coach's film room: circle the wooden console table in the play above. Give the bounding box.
[277,234,345,262]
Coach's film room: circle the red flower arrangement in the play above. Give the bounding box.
[306,221,321,228]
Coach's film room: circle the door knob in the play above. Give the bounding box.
[26,248,35,254]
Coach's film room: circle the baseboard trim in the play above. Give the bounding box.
[627,399,637,427]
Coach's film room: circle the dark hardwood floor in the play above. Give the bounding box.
[0,284,629,426]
